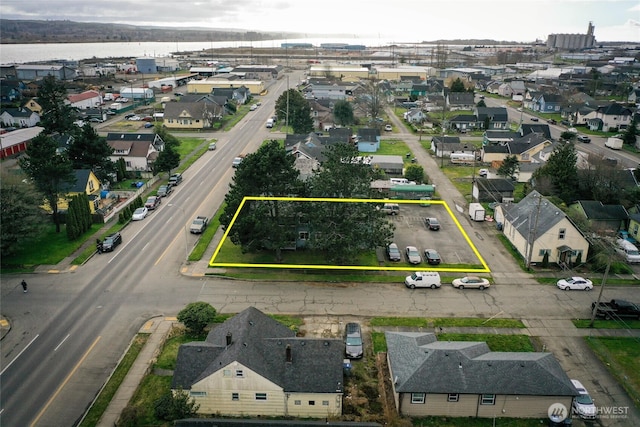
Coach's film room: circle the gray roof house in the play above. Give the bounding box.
[385,331,577,419]
[495,191,590,267]
[0,107,40,128]
[570,200,629,234]
[446,92,475,111]
[472,178,515,203]
[172,307,344,418]
[475,107,508,130]
[106,133,164,172]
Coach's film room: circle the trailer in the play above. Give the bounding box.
[449,153,476,164]
[469,203,485,221]
[605,136,623,150]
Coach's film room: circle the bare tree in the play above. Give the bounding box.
[353,78,387,125]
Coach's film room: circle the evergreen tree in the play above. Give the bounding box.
[333,99,354,126]
[533,142,579,203]
[68,123,115,183]
[37,75,78,134]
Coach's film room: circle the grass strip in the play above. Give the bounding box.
[370,317,525,328]
[573,319,640,329]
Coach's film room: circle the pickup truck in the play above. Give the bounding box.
[190,216,209,234]
[592,299,640,320]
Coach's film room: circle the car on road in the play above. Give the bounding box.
[384,124,392,131]
[132,207,148,221]
[571,379,597,420]
[208,142,217,150]
[157,185,172,197]
[424,249,441,265]
[576,135,591,143]
[249,104,258,111]
[547,118,557,124]
[89,117,104,123]
[561,119,570,126]
[567,127,578,134]
[387,243,401,261]
[425,217,440,231]
[144,122,153,128]
[452,276,490,290]
[405,246,422,264]
[556,277,593,291]
[344,322,363,359]
[168,173,183,186]
[530,117,539,122]
[232,156,244,168]
[174,92,184,96]
[100,232,122,252]
[405,271,442,289]
[145,196,161,210]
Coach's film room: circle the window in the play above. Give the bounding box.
[322,400,329,406]
[538,249,550,256]
[299,231,309,240]
[481,394,495,405]
[558,228,566,239]
[223,369,231,377]
[255,393,267,401]
[448,393,459,402]
[232,393,239,401]
[572,249,583,258]
[190,391,206,397]
[411,393,426,404]
[294,400,301,405]
[88,180,95,192]
[235,370,244,378]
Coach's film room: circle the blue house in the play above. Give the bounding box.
[534,93,562,113]
[357,128,381,153]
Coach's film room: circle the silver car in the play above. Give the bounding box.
[405,246,422,264]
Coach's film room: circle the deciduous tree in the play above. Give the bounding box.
[177,302,217,336]
[497,155,519,180]
[275,89,313,134]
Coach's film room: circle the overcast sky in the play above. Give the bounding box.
[1,0,638,42]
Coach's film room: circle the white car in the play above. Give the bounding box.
[556,277,593,291]
[452,276,490,290]
[132,207,148,221]
[384,124,392,131]
[405,246,422,264]
[571,379,597,419]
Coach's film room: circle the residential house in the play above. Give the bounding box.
[580,103,632,132]
[212,86,250,105]
[498,81,526,100]
[106,133,164,173]
[163,102,220,130]
[172,307,344,418]
[0,126,44,159]
[481,133,551,166]
[304,83,351,100]
[483,130,519,146]
[495,191,590,266]
[516,162,544,184]
[410,83,429,97]
[627,207,640,243]
[368,155,404,175]
[520,124,552,140]
[533,93,562,113]
[179,95,227,117]
[59,169,102,213]
[472,178,515,203]
[404,109,426,124]
[430,136,468,158]
[357,128,381,153]
[446,92,475,111]
[308,99,334,131]
[485,81,501,95]
[570,200,629,234]
[628,88,640,105]
[476,107,508,130]
[449,114,476,132]
[68,90,102,109]
[23,97,43,114]
[0,107,40,128]
[385,331,576,419]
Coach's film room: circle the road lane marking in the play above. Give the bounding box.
[54,334,70,352]
[30,336,101,427]
[0,334,39,376]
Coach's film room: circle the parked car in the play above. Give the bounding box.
[168,173,183,186]
[478,168,489,177]
[208,142,217,150]
[144,122,153,128]
[127,115,142,121]
[89,117,104,123]
[452,276,490,290]
[124,113,135,119]
[556,277,593,291]
[344,322,363,359]
[100,232,122,252]
[547,119,557,124]
[425,217,440,231]
[530,117,539,122]
[384,124,392,131]
[424,249,441,265]
[560,119,570,126]
[380,203,400,215]
[571,379,597,420]
[592,299,640,320]
[132,207,148,221]
[157,185,172,197]
[577,135,591,143]
[190,216,209,234]
[404,271,442,289]
[145,196,161,210]
[249,104,258,111]
[405,246,422,264]
[387,243,402,262]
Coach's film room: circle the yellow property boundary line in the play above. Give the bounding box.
[209,197,490,273]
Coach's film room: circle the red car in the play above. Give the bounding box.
[144,196,161,210]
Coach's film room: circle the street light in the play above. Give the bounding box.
[168,204,189,262]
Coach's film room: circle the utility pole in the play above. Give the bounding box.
[285,75,290,134]
[589,258,611,327]
[525,194,543,270]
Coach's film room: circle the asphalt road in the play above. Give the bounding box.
[1,73,638,426]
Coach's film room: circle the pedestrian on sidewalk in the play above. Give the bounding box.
[21,279,28,293]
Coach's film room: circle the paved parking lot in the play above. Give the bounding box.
[386,203,481,266]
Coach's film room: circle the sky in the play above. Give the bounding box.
[1,0,639,43]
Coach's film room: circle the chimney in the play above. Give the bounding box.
[226,332,232,346]
[286,344,292,363]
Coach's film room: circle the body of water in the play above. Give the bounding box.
[0,37,430,64]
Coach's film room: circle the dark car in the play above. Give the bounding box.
[425,217,440,231]
[100,232,122,252]
[530,117,539,122]
[145,196,161,210]
[124,113,136,119]
[424,249,441,265]
[560,119,570,126]
[344,322,363,359]
[547,119,557,125]
[387,243,402,262]
[157,185,172,197]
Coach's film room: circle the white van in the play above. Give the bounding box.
[405,272,442,289]
[389,178,416,185]
[615,239,640,263]
[265,118,274,128]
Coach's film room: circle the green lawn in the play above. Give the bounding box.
[573,319,640,329]
[585,336,640,408]
[371,332,534,353]
[370,317,525,328]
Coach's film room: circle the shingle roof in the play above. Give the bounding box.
[577,200,629,220]
[501,191,569,243]
[520,124,552,140]
[476,107,508,122]
[386,332,576,396]
[172,307,344,394]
